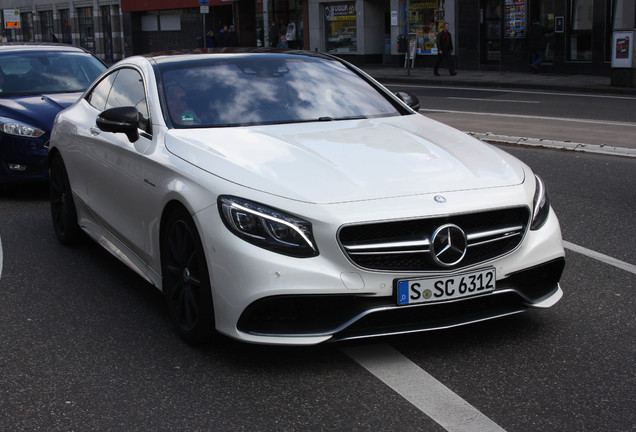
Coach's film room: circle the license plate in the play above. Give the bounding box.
[396,268,496,305]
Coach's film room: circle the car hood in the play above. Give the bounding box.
[0,93,82,131]
[165,115,526,204]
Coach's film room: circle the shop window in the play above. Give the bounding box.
[324,3,357,54]
[407,0,444,55]
[567,0,593,61]
[40,11,55,42]
[78,7,95,52]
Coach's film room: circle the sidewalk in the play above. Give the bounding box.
[363,64,636,96]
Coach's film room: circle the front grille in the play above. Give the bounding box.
[338,207,530,271]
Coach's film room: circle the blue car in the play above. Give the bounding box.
[0,44,106,184]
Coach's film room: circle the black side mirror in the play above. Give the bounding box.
[395,91,421,111]
[96,106,141,142]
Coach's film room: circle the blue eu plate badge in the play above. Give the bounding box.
[398,280,410,305]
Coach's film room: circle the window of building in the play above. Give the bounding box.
[259,0,303,48]
[567,0,593,61]
[78,7,95,52]
[59,9,72,44]
[324,2,357,54]
[407,0,443,55]
[21,12,34,42]
[40,11,55,42]
[101,6,114,63]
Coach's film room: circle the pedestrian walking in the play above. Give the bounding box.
[528,20,548,73]
[434,23,456,77]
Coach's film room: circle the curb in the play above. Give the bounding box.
[367,72,636,96]
[468,132,636,158]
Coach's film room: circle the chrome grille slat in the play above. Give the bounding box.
[338,207,530,271]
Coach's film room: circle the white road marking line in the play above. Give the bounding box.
[342,344,507,432]
[384,84,636,100]
[563,241,636,275]
[419,108,636,127]
[447,97,540,104]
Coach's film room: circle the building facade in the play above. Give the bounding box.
[0,0,124,64]
[0,0,633,76]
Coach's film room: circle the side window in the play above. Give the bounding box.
[86,71,118,111]
[106,68,150,124]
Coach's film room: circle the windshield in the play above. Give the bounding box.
[160,55,402,127]
[0,51,106,97]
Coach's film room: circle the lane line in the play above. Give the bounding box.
[342,344,506,432]
[447,97,540,104]
[563,241,636,275]
[419,108,636,128]
[384,83,636,100]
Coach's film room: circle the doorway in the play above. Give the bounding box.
[479,0,501,67]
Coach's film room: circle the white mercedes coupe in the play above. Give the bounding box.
[49,50,565,345]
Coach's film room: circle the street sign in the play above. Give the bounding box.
[200,6,209,14]
[3,9,20,29]
[199,0,210,5]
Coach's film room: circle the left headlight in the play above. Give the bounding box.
[218,196,319,258]
[531,175,550,230]
[0,117,45,138]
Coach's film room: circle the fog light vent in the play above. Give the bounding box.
[8,164,27,171]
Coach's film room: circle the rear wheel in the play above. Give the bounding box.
[161,207,215,345]
[49,154,81,245]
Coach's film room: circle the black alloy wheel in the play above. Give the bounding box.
[49,154,81,245]
[162,207,215,345]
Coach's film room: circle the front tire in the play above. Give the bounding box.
[49,154,81,245]
[161,207,215,345]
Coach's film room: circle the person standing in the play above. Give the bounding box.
[286,20,297,49]
[205,30,217,48]
[268,20,279,48]
[434,22,456,76]
[528,20,548,73]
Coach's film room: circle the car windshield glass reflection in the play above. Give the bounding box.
[0,52,105,97]
[160,55,401,127]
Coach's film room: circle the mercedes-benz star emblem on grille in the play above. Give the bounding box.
[430,224,467,267]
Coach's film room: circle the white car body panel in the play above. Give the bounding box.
[164,116,525,204]
[49,52,565,345]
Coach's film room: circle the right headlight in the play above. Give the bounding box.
[218,196,318,258]
[531,175,550,230]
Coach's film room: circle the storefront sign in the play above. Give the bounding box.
[3,9,20,29]
[325,4,356,22]
[504,0,525,39]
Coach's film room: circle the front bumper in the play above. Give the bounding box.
[0,135,49,183]
[236,258,565,341]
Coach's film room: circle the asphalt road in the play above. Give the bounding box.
[1,108,635,430]
[385,84,636,150]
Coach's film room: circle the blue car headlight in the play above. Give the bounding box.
[0,117,46,138]
[531,175,550,230]
[0,117,45,138]
[218,196,318,258]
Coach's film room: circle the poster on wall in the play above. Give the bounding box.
[504,0,526,39]
[612,31,633,68]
